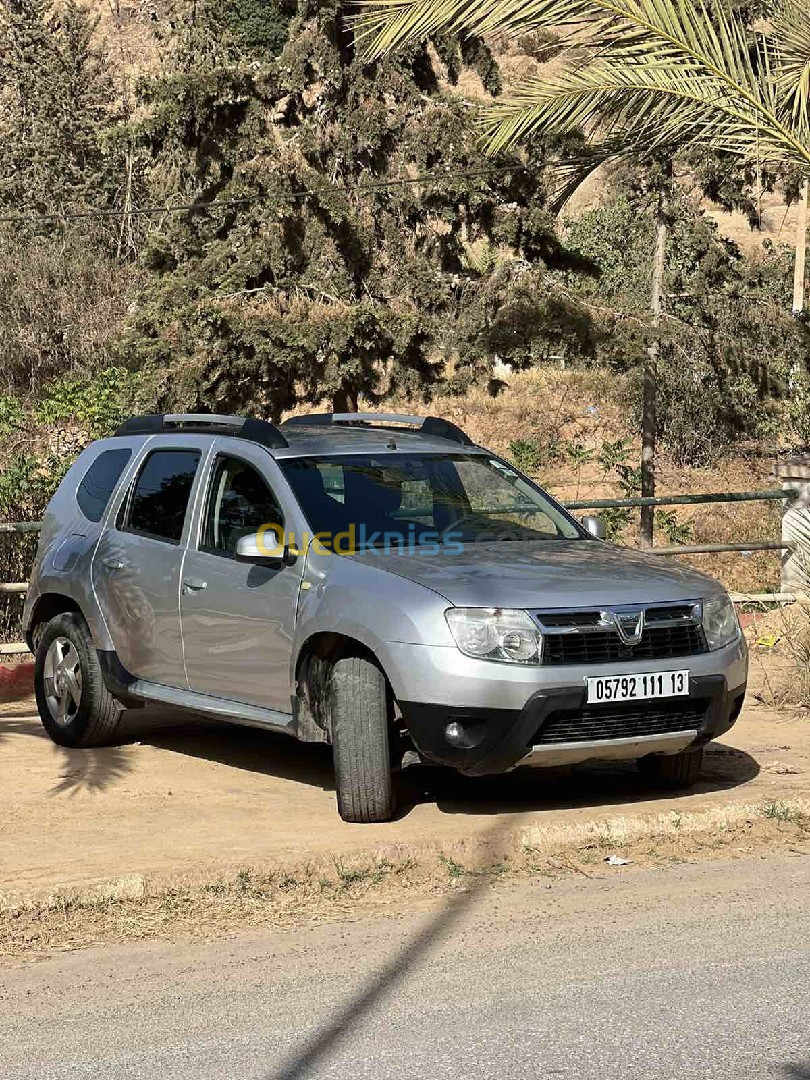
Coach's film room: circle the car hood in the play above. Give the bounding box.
[348,540,721,609]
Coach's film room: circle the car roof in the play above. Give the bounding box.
[271,423,481,459]
[111,413,485,460]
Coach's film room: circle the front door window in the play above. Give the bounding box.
[201,456,284,558]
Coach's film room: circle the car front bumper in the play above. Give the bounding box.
[386,630,747,777]
[399,665,747,777]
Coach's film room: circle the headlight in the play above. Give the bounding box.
[702,594,740,651]
[445,608,542,664]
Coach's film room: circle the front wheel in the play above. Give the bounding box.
[638,746,704,789]
[329,655,395,823]
[34,612,123,748]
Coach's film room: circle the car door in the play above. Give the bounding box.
[179,441,304,712]
[92,441,205,687]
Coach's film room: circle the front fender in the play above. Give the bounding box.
[292,549,453,700]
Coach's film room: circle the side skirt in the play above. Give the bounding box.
[98,648,301,736]
[127,678,296,734]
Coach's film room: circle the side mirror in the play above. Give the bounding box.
[235,531,298,566]
[581,515,606,540]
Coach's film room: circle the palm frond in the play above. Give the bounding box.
[772,0,810,135]
[355,0,810,172]
[352,0,598,58]
[480,61,810,171]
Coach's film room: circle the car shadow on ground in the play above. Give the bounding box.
[121,707,337,793]
[2,705,759,814]
[122,707,759,818]
[402,741,759,817]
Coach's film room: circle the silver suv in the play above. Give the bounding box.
[24,412,748,822]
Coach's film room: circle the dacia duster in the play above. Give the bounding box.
[24,412,747,821]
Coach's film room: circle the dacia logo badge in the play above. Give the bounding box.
[611,610,645,646]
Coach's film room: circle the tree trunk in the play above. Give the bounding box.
[639,179,669,549]
[792,178,808,316]
[333,387,358,413]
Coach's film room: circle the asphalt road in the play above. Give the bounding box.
[2,853,809,1080]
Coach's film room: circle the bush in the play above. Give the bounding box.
[0,366,158,643]
[34,366,155,438]
[787,373,810,448]
[0,228,136,396]
[653,352,763,467]
[561,196,805,464]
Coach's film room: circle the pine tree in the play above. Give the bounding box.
[0,0,130,393]
[0,0,119,218]
[127,0,588,417]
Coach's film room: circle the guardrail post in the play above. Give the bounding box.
[774,456,810,592]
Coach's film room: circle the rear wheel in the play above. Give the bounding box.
[330,655,395,823]
[34,612,123,748]
[639,746,704,789]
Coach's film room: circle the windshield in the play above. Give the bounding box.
[280,453,582,547]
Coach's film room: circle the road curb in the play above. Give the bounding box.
[0,662,34,701]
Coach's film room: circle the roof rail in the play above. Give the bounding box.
[114,414,289,450]
[282,412,474,446]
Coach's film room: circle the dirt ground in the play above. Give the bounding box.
[2,676,809,910]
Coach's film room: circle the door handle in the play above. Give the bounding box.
[103,559,127,572]
[182,578,208,593]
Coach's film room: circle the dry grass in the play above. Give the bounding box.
[91,0,178,75]
[3,797,810,960]
[390,367,629,457]
[746,600,810,709]
[656,456,782,594]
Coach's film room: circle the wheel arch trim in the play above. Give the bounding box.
[294,628,402,697]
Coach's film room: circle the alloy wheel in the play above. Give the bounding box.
[43,636,83,727]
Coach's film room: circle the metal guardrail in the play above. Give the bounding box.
[563,489,795,511]
[0,521,42,534]
[0,488,796,564]
[560,487,794,557]
[650,540,793,556]
[730,592,798,604]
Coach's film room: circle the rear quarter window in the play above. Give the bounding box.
[76,448,132,523]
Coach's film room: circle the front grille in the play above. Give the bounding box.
[645,604,697,623]
[539,611,604,628]
[532,701,707,745]
[542,624,707,666]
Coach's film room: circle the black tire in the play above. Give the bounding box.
[330,654,395,823]
[34,612,123,748]
[639,746,704,789]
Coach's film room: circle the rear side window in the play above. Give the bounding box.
[76,448,132,523]
[121,449,201,544]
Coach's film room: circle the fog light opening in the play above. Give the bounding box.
[444,720,486,750]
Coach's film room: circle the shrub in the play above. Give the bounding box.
[0,228,135,396]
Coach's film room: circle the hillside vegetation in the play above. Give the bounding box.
[0,0,806,640]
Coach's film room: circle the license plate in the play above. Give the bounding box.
[586,669,689,705]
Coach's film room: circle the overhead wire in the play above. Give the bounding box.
[0,164,531,227]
